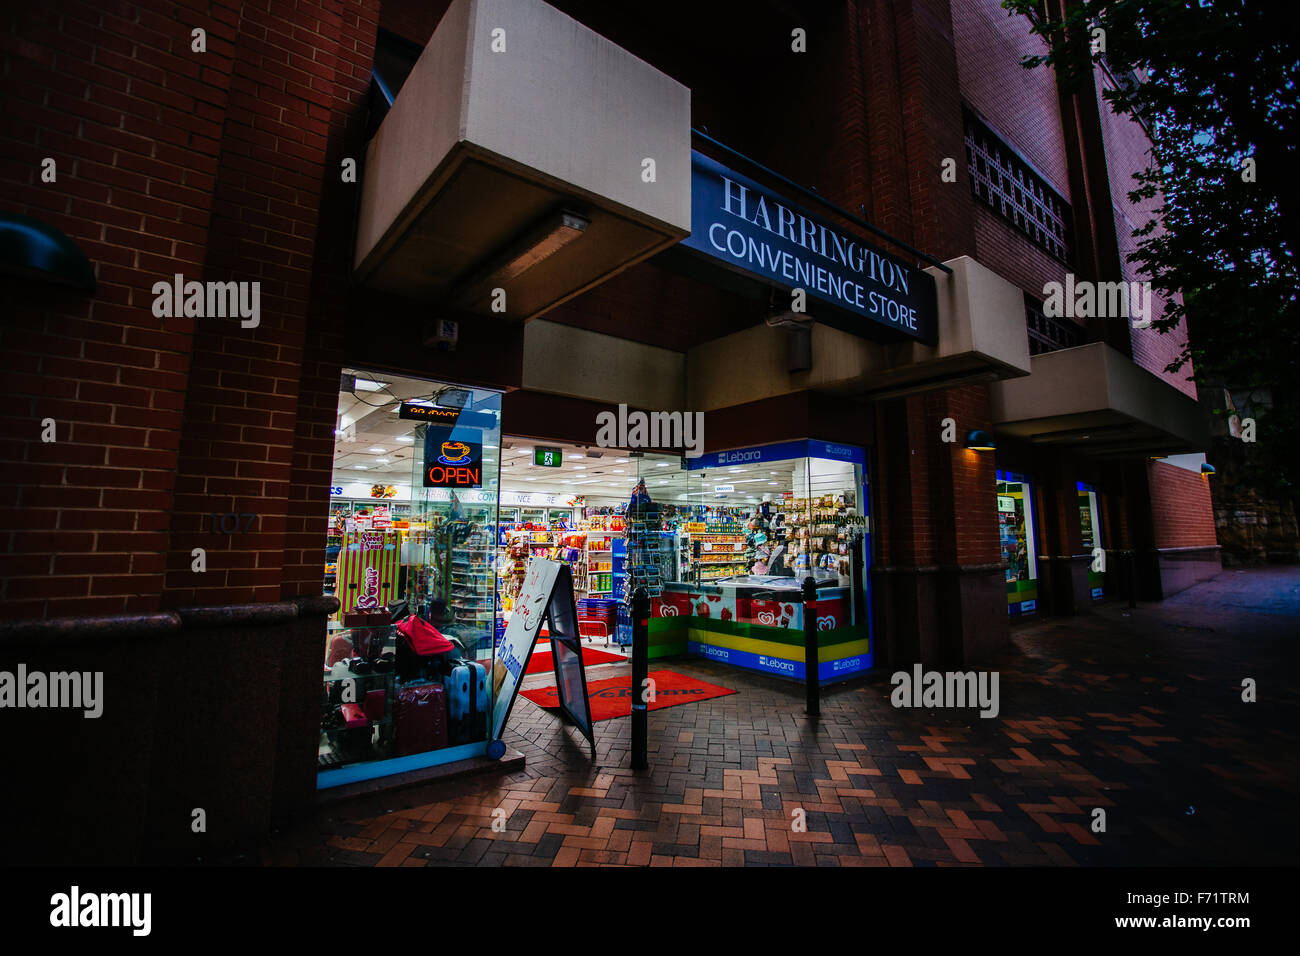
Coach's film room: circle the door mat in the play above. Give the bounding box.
[520,670,737,721]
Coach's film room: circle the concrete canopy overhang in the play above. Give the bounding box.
[353,0,691,319]
[685,255,1034,410]
[989,341,1209,458]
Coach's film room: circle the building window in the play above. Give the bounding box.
[1025,292,1085,356]
[964,110,1072,263]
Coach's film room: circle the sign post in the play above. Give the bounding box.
[491,558,596,759]
[802,576,820,719]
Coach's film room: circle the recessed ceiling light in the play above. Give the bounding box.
[517,447,532,454]
[375,458,389,464]
[567,454,584,460]
[354,465,368,470]
[615,458,628,464]
[523,477,536,482]
[573,465,586,470]
[655,463,670,467]
[612,469,625,474]
[396,436,414,443]
[368,447,386,453]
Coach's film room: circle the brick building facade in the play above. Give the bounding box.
[0,0,1220,859]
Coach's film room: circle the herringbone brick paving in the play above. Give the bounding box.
[263,567,1300,866]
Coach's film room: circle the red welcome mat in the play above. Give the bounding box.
[523,642,627,675]
[520,670,737,721]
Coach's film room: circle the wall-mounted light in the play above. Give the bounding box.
[0,212,96,293]
[1201,462,1216,478]
[964,429,996,451]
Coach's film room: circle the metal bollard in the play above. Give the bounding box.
[802,576,820,719]
[631,586,650,770]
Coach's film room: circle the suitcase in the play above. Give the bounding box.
[393,683,448,756]
[447,660,489,744]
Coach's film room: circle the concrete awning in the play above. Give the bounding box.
[353,0,691,319]
[989,341,1209,457]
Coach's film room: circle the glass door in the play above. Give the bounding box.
[997,471,1039,615]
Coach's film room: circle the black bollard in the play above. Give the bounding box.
[631,586,650,770]
[802,576,820,719]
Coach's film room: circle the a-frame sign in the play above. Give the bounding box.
[491,558,595,758]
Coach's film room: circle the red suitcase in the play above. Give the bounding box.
[393,683,448,756]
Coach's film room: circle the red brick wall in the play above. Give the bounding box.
[1148,461,1218,548]
[0,0,240,619]
[0,0,379,619]
[1094,69,1197,398]
[159,0,379,609]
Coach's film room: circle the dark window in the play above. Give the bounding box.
[1025,292,1085,356]
[964,110,1072,264]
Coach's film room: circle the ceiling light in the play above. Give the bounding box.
[450,209,591,309]
[353,378,388,392]
[368,447,386,453]
[567,454,585,460]
[396,436,413,443]
[375,458,389,464]
[615,458,628,464]
[612,469,625,474]
[353,465,368,470]
[573,465,586,470]
[655,462,670,467]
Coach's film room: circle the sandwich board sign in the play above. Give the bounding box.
[490,557,595,758]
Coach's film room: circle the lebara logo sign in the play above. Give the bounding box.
[758,656,797,674]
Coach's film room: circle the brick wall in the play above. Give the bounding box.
[952,0,1071,195]
[0,0,239,619]
[1148,461,1218,548]
[0,0,379,619]
[1094,69,1197,398]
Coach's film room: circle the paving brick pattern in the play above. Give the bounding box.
[263,568,1300,867]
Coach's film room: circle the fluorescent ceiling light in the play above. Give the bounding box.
[573,465,586,470]
[612,469,625,474]
[655,463,670,467]
[396,436,413,443]
[368,447,386,453]
[354,378,387,392]
[375,459,389,464]
[450,210,591,309]
[354,465,368,470]
[614,459,628,464]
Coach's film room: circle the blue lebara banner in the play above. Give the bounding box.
[682,150,938,345]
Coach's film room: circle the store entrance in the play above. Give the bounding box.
[494,439,639,653]
[321,370,502,788]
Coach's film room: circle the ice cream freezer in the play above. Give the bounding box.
[646,574,873,683]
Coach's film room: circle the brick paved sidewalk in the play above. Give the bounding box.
[264,566,1300,867]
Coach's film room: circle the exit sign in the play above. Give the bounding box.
[535,446,563,468]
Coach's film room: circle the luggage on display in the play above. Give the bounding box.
[447,660,489,744]
[393,682,449,756]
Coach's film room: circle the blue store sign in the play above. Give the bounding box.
[688,439,866,471]
[682,151,938,345]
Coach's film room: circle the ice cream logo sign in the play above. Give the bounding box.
[817,615,837,631]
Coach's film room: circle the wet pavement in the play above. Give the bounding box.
[262,566,1300,866]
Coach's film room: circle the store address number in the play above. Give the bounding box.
[205,512,258,534]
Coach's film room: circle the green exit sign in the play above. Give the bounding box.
[534,446,563,467]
